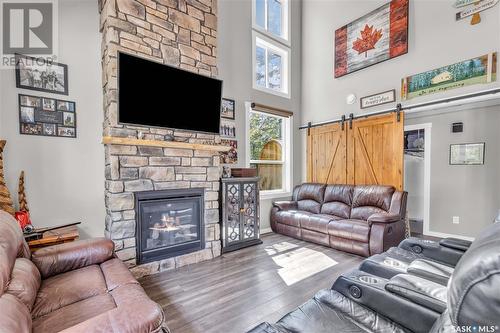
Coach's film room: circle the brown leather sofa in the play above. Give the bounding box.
[271,183,407,257]
[0,210,169,333]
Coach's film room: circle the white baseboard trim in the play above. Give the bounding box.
[261,228,273,234]
[424,230,475,242]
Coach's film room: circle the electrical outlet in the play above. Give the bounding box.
[452,216,460,224]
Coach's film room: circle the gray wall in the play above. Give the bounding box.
[406,106,500,238]
[301,0,500,236]
[0,0,104,238]
[218,0,302,231]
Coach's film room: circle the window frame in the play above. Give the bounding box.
[252,31,291,99]
[252,0,291,46]
[245,102,292,199]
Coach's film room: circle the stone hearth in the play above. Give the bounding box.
[99,0,221,278]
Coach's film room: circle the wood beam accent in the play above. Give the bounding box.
[102,136,231,152]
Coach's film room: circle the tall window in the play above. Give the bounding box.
[246,103,291,196]
[252,0,290,98]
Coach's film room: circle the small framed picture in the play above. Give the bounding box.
[63,112,75,126]
[20,95,41,107]
[20,106,35,123]
[43,123,57,136]
[219,139,238,164]
[57,100,75,112]
[58,127,76,137]
[220,120,236,138]
[450,142,485,165]
[20,123,42,135]
[221,98,235,120]
[15,54,69,95]
[42,98,56,111]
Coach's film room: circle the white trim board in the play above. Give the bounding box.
[261,228,273,234]
[424,230,475,242]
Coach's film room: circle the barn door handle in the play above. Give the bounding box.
[396,103,402,122]
[341,115,346,130]
[307,122,312,136]
[349,113,354,129]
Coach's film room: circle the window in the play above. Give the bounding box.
[254,0,289,41]
[246,103,292,197]
[252,0,290,98]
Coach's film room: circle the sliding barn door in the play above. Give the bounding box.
[307,123,348,184]
[347,113,404,190]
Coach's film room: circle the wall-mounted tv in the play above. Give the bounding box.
[118,52,222,134]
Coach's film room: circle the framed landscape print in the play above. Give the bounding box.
[15,54,69,95]
[334,0,409,78]
[401,53,497,101]
[19,94,76,138]
[450,143,485,165]
[221,98,235,120]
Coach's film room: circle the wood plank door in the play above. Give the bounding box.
[347,113,404,190]
[307,123,347,184]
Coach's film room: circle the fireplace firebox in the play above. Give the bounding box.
[135,188,205,264]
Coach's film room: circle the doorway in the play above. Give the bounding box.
[404,123,431,236]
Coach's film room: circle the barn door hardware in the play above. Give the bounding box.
[396,103,402,122]
[307,122,312,136]
[341,115,346,130]
[349,113,354,129]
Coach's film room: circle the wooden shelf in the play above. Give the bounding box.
[102,136,231,152]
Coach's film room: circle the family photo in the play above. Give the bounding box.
[16,55,69,95]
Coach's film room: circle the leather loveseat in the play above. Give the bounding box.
[249,220,500,333]
[0,211,169,333]
[271,183,407,256]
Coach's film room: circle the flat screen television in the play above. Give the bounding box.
[118,52,222,134]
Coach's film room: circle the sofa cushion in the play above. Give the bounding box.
[350,185,395,220]
[296,183,326,214]
[320,185,354,219]
[273,210,312,228]
[0,293,32,333]
[32,265,107,318]
[301,214,340,234]
[6,258,40,311]
[327,219,370,243]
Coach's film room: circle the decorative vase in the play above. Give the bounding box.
[0,140,15,215]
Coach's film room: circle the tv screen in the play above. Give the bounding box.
[118,52,222,134]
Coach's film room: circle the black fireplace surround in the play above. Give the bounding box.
[136,188,205,264]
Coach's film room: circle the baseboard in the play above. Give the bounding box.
[424,230,475,242]
[261,228,273,234]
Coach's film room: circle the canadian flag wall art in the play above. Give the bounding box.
[334,0,409,78]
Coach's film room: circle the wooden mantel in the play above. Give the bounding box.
[102,136,231,152]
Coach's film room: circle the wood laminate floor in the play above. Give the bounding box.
[140,233,364,333]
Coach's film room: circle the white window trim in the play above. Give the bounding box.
[245,102,292,200]
[251,0,291,47]
[252,31,291,99]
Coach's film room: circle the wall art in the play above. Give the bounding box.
[220,139,238,164]
[221,98,235,120]
[450,142,485,165]
[401,52,497,101]
[15,54,69,95]
[334,0,409,78]
[360,89,396,109]
[19,94,77,138]
[455,0,499,25]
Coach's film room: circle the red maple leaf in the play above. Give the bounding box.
[352,24,383,58]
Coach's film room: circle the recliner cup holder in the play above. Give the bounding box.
[382,258,407,269]
[358,275,380,284]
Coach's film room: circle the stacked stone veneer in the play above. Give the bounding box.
[99,0,220,278]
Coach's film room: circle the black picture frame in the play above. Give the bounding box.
[18,94,77,138]
[221,98,235,120]
[15,54,69,95]
[449,142,485,165]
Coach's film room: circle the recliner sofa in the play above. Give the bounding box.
[271,183,407,256]
[0,211,169,333]
[249,221,500,333]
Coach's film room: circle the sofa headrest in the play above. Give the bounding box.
[296,183,326,203]
[448,222,500,327]
[352,185,395,211]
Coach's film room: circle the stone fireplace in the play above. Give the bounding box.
[99,0,221,277]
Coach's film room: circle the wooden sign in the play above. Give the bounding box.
[360,89,396,109]
[454,0,479,8]
[456,0,499,21]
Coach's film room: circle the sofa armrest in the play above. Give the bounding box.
[273,201,297,211]
[399,238,464,267]
[31,238,114,279]
[368,213,402,224]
